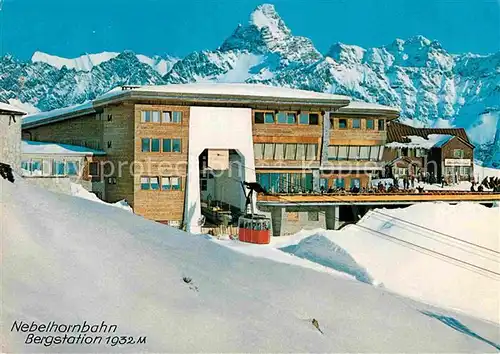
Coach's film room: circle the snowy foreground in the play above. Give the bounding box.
[2,179,500,352]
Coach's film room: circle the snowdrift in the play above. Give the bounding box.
[1,178,499,352]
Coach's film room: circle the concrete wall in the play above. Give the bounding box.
[0,114,22,173]
[185,106,256,234]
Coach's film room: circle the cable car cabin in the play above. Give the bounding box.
[238,214,271,244]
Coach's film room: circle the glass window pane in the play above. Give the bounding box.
[141,177,150,190]
[274,144,285,160]
[370,146,380,161]
[141,111,151,122]
[67,161,79,175]
[359,146,370,160]
[366,119,374,129]
[279,173,289,193]
[173,111,182,123]
[296,144,306,160]
[299,113,309,124]
[338,146,348,160]
[328,146,338,160]
[163,139,172,152]
[150,177,160,190]
[161,177,171,190]
[53,161,65,175]
[307,144,317,160]
[255,112,265,124]
[263,143,274,159]
[254,143,264,159]
[304,174,313,191]
[277,112,287,124]
[258,173,270,192]
[378,146,385,160]
[287,113,297,124]
[172,139,182,153]
[378,119,385,131]
[141,138,150,152]
[264,112,275,124]
[339,119,347,129]
[335,178,345,188]
[162,111,172,123]
[171,177,181,190]
[152,111,160,123]
[350,178,360,188]
[21,161,29,171]
[151,138,160,152]
[269,173,280,193]
[285,144,297,160]
[309,113,319,125]
[352,119,361,129]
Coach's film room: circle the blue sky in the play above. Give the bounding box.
[1,0,499,60]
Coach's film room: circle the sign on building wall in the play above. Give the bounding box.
[444,159,471,167]
[208,149,229,170]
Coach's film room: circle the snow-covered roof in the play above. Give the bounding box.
[95,83,351,104]
[22,140,106,156]
[337,100,400,118]
[385,134,455,149]
[0,102,27,115]
[23,101,95,129]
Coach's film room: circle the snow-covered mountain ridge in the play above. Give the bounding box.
[1,3,499,166]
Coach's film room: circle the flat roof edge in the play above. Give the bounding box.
[22,106,97,129]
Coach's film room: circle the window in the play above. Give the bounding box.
[151,138,160,152]
[141,177,150,190]
[453,149,464,158]
[141,138,150,152]
[107,114,112,122]
[264,112,274,124]
[254,143,264,160]
[141,111,151,122]
[308,212,319,221]
[274,144,285,160]
[171,177,181,190]
[53,161,65,175]
[309,113,319,125]
[378,119,385,131]
[21,161,29,171]
[254,112,264,124]
[161,177,171,190]
[416,149,426,157]
[335,178,345,188]
[338,119,347,129]
[172,111,182,123]
[287,113,297,124]
[370,146,380,161]
[172,139,182,153]
[306,144,317,160]
[366,119,374,129]
[350,178,361,188]
[162,111,172,123]
[352,119,361,129]
[299,113,309,125]
[263,143,274,159]
[296,144,306,160]
[152,111,160,123]
[285,144,297,160]
[150,177,160,190]
[348,146,360,160]
[338,146,348,160]
[328,146,339,160]
[107,141,112,149]
[67,161,79,176]
[163,139,172,152]
[359,146,370,160]
[277,112,287,124]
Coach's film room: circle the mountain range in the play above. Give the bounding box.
[1,4,499,167]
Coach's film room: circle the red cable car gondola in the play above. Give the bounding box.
[237,182,271,244]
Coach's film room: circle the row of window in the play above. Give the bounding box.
[332,118,385,131]
[141,138,182,153]
[254,143,318,161]
[254,111,320,125]
[21,159,80,176]
[256,173,314,194]
[140,176,182,190]
[141,110,183,123]
[445,166,471,176]
[319,177,360,189]
[327,145,384,161]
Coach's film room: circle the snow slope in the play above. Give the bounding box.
[2,178,499,352]
[223,203,499,324]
